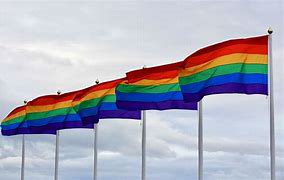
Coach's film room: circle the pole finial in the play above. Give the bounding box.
[24,100,28,105]
[57,90,61,95]
[268,27,273,34]
[95,79,99,85]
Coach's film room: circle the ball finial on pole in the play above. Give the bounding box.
[95,79,100,85]
[57,90,61,95]
[268,27,273,34]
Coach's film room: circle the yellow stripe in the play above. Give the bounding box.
[3,88,115,122]
[72,88,114,105]
[129,78,178,86]
[180,53,268,77]
[27,100,73,112]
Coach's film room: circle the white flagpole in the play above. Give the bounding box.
[268,27,275,180]
[54,130,60,180]
[54,90,61,180]
[93,124,98,180]
[93,79,99,180]
[141,110,146,180]
[21,100,27,180]
[21,134,25,180]
[198,100,203,180]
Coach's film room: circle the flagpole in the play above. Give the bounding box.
[141,110,146,180]
[93,79,99,180]
[21,134,25,180]
[54,130,60,180]
[93,124,98,180]
[54,90,61,180]
[198,100,203,180]
[21,100,27,180]
[268,27,275,180]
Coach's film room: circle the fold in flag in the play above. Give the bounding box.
[116,62,197,110]
[179,35,268,102]
[1,78,141,136]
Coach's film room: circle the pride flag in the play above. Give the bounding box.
[179,35,268,102]
[1,78,141,136]
[116,62,198,110]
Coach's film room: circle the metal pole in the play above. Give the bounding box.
[93,79,99,180]
[268,27,275,180]
[54,130,60,180]
[198,100,203,180]
[21,100,27,180]
[20,135,25,180]
[141,111,146,180]
[93,124,98,180]
[54,90,61,180]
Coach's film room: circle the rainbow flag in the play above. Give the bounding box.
[179,35,268,102]
[1,78,141,136]
[116,62,198,110]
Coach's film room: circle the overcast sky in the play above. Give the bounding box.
[0,1,283,180]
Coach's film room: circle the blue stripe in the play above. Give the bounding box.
[77,106,99,117]
[99,102,118,110]
[116,91,184,102]
[181,73,268,93]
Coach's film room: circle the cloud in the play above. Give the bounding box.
[0,1,283,180]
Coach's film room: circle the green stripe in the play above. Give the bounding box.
[73,94,115,111]
[179,63,268,85]
[2,116,26,126]
[116,83,181,94]
[2,94,115,126]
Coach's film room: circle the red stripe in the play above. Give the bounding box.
[184,35,268,68]
[127,61,183,83]
[6,105,26,117]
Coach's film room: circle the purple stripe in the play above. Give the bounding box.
[81,114,100,126]
[99,110,141,120]
[2,126,57,136]
[116,100,197,110]
[182,83,268,102]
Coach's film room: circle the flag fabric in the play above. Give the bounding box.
[1,95,94,136]
[116,62,198,110]
[179,35,268,102]
[1,78,141,136]
[93,78,141,121]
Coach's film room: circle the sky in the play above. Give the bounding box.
[0,0,283,180]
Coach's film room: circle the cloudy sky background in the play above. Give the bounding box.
[0,1,283,180]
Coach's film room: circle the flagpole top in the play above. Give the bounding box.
[268,27,273,34]
[57,90,61,95]
[95,79,100,85]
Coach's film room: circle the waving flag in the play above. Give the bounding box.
[116,62,197,110]
[179,35,268,102]
[1,78,141,136]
